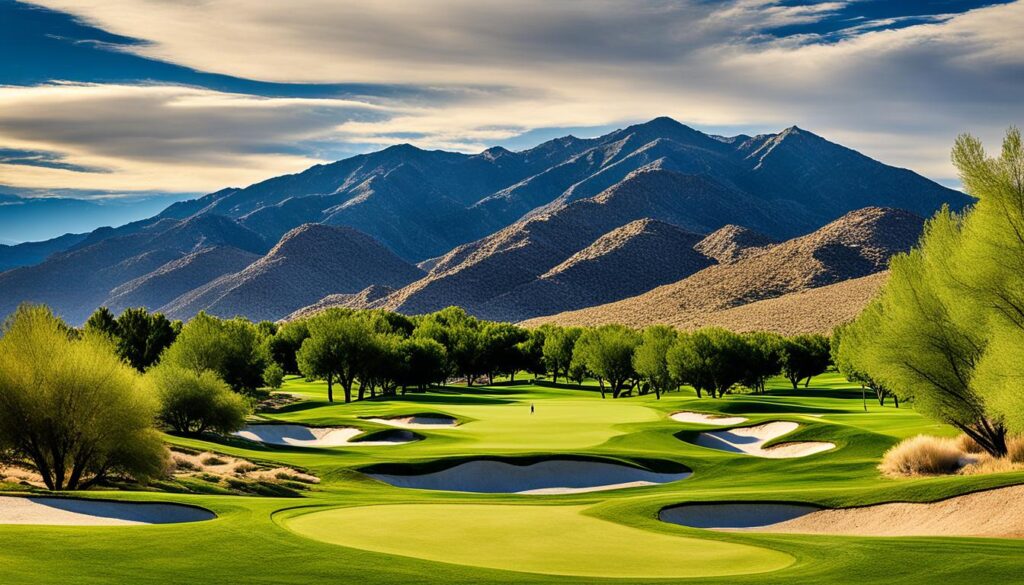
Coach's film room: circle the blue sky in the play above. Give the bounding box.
[1,0,1021,210]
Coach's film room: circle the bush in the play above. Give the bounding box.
[263,363,284,390]
[149,364,250,435]
[0,305,168,490]
[957,433,986,454]
[879,435,963,476]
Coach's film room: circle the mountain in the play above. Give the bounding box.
[0,215,269,324]
[0,191,185,243]
[690,271,889,334]
[523,207,923,329]
[473,219,714,320]
[0,232,88,272]
[103,246,262,313]
[284,284,396,321]
[1,117,970,324]
[357,169,784,320]
[159,224,424,322]
[694,225,776,263]
[138,117,966,266]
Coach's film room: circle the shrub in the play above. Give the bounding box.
[150,364,250,435]
[263,363,284,390]
[233,462,258,474]
[0,305,168,490]
[879,435,963,476]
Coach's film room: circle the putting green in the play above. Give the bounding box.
[284,503,795,578]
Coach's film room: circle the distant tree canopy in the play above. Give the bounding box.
[84,306,180,371]
[780,334,831,390]
[268,320,310,375]
[839,128,1024,457]
[0,305,167,490]
[632,325,677,399]
[161,312,270,396]
[667,328,747,399]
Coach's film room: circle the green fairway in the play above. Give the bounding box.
[284,503,795,578]
[3,373,1024,584]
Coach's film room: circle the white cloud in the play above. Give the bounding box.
[6,0,1023,192]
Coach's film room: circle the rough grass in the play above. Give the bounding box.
[879,435,965,476]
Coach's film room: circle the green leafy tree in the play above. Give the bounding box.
[780,334,831,389]
[739,331,784,394]
[84,306,178,371]
[632,325,678,399]
[395,337,448,394]
[262,362,285,390]
[268,320,310,374]
[542,326,582,383]
[296,309,374,403]
[162,312,270,395]
[480,322,529,383]
[667,328,746,399]
[832,321,897,407]
[0,305,167,490]
[514,328,547,380]
[149,364,249,435]
[574,325,640,398]
[844,128,1024,455]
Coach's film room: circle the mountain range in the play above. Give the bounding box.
[0,117,971,329]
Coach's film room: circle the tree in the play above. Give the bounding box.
[843,128,1024,456]
[780,334,831,389]
[84,306,178,371]
[268,320,310,374]
[263,362,285,390]
[831,321,897,407]
[480,322,529,383]
[0,305,167,490]
[296,309,373,403]
[632,325,678,399]
[395,337,448,393]
[667,328,746,399]
[514,328,547,381]
[162,312,270,395]
[542,326,582,383]
[150,364,249,435]
[739,331,783,394]
[574,325,640,398]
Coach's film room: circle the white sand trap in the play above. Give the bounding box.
[234,424,416,447]
[671,411,748,426]
[691,421,834,458]
[367,459,690,494]
[366,415,458,428]
[0,496,215,526]
[660,485,1024,538]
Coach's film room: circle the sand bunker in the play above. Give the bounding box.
[660,485,1024,538]
[234,424,417,447]
[367,459,690,494]
[365,415,458,428]
[0,496,215,526]
[671,411,748,426]
[689,421,834,458]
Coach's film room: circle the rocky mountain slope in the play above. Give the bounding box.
[523,207,922,329]
[160,224,423,322]
[0,214,268,324]
[0,117,969,325]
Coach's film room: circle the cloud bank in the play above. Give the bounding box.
[3,0,1021,194]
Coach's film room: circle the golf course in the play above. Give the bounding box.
[3,372,1023,584]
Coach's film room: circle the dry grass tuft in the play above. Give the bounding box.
[1008,436,1024,464]
[957,434,986,454]
[879,435,964,477]
[201,455,227,466]
[882,434,1024,478]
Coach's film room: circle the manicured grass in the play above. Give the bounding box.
[284,503,795,578]
[2,372,1024,584]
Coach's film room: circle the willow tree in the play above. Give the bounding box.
[843,128,1024,456]
[0,305,167,490]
